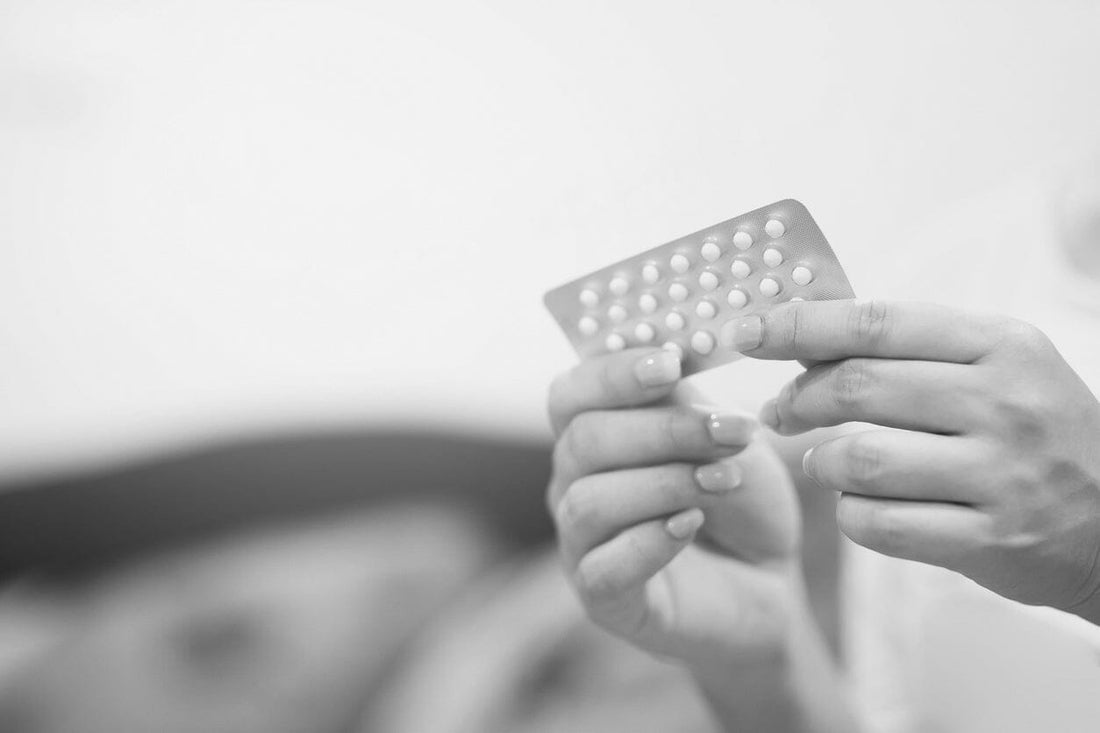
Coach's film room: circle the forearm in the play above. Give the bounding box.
[691,592,857,733]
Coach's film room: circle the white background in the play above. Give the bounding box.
[2,0,1099,481]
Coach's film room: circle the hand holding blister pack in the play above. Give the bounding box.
[544,199,855,375]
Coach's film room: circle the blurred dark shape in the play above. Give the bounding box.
[0,430,556,580]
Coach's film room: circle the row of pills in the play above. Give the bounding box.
[579,257,811,307]
[604,329,719,355]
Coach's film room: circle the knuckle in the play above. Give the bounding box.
[554,481,594,535]
[787,302,808,349]
[999,319,1051,355]
[832,359,871,410]
[837,496,909,556]
[843,435,886,489]
[574,556,619,606]
[662,410,699,454]
[849,299,893,348]
[546,373,572,431]
[993,390,1050,444]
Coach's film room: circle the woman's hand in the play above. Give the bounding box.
[546,347,805,670]
[735,299,1100,621]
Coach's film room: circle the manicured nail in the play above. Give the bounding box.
[634,351,681,388]
[802,447,817,480]
[694,462,742,493]
[706,411,757,446]
[759,399,780,431]
[666,508,705,540]
[728,315,763,352]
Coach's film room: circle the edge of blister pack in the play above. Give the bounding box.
[544,199,855,376]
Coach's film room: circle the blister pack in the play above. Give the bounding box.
[544,199,855,376]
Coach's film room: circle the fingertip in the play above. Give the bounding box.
[759,399,780,431]
[665,507,705,540]
[633,348,682,389]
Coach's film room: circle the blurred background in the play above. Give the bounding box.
[1,1,1099,731]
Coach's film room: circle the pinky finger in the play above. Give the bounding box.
[573,509,703,633]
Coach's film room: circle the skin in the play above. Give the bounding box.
[742,298,1100,622]
[546,350,856,732]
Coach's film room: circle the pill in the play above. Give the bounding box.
[727,289,748,309]
[695,300,717,319]
[634,322,656,342]
[732,231,753,250]
[730,260,751,279]
[609,276,629,296]
[691,330,716,355]
[670,254,691,274]
[788,296,805,302]
[662,342,684,359]
[639,293,658,313]
[765,219,785,238]
[579,289,599,308]
[700,241,721,262]
[791,266,813,285]
[608,304,628,322]
[665,311,686,331]
[642,264,660,284]
[759,277,781,297]
[668,283,689,302]
[698,271,720,291]
[578,316,598,335]
[606,333,626,351]
[763,248,783,267]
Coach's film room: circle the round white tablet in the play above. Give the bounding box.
[609,276,629,296]
[732,231,753,250]
[605,333,626,351]
[727,289,748,309]
[665,311,686,331]
[668,283,689,302]
[578,316,598,336]
[662,341,684,359]
[641,263,660,284]
[730,260,751,279]
[670,254,691,274]
[638,293,658,313]
[700,241,721,262]
[763,248,783,267]
[765,219,786,238]
[579,289,599,308]
[791,266,813,286]
[759,277,781,297]
[608,304,628,322]
[695,300,717,319]
[698,271,719,291]
[691,330,716,355]
[634,322,656,343]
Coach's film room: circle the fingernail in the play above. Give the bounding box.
[666,508,705,540]
[634,351,681,388]
[802,447,817,479]
[707,411,757,446]
[759,399,780,431]
[694,462,742,493]
[728,315,763,352]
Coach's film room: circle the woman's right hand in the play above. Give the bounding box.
[546,346,808,671]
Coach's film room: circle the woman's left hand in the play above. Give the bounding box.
[732,298,1100,622]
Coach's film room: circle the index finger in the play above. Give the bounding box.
[731,299,1004,364]
[547,348,682,436]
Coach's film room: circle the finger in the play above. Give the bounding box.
[573,509,703,631]
[762,358,985,435]
[836,493,987,566]
[733,299,1007,364]
[555,462,742,565]
[550,407,756,501]
[804,430,994,503]
[548,348,682,435]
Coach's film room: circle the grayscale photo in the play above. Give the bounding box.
[2,2,1100,731]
